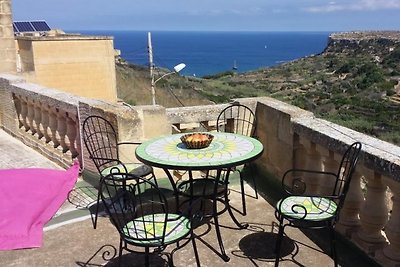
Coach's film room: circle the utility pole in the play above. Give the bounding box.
[148,32,156,105]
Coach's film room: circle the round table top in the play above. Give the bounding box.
[135,132,264,171]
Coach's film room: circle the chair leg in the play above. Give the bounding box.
[167,253,174,267]
[239,164,258,216]
[118,239,123,267]
[93,191,101,229]
[250,166,258,199]
[239,173,247,216]
[145,247,150,267]
[192,236,201,267]
[274,218,284,267]
[330,226,338,267]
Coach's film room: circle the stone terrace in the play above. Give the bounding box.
[0,129,378,267]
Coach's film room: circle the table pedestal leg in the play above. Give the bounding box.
[163,168,180,213]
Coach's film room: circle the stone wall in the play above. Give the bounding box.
[15,35,118,102]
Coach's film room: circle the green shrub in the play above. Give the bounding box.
[337,60,357,74]
[203,71,235,79]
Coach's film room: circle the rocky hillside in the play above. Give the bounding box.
[116,31,400,145]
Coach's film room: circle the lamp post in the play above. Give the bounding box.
[148,32,186,105]
[150,63,186,105]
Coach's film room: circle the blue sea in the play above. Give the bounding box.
[77,31,331,77]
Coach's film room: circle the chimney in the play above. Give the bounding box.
[0,0,17,73]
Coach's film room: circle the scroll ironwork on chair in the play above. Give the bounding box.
[216,102,257,215]
[274,142,362,267]
[100,172,200,267]
[82,115,156,229]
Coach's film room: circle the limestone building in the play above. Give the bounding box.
[0,0,118,102]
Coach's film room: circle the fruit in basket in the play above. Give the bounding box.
[193,133,208,142]
[181,133,214,149]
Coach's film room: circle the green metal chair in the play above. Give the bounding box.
[82,115,156,229]
[274,142,362,267]
[216,103,257,215]
[100,172,200,267]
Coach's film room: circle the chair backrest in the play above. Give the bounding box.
[82,115,120,174]
[216,103,256,137]
[332,142,362,210]
[100,172,170,246]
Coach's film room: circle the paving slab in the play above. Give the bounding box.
[0,130,61,169]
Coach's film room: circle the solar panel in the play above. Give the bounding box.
[14,22,35,32]
[13,21,51,33]
[31,21,51,31]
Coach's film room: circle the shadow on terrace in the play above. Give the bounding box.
[1,75,399,266]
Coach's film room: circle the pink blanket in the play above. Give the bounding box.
[0,161,79,250]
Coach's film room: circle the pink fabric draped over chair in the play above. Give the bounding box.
[0,161,80,250]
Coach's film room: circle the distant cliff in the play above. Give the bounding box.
[325,31,400,55]
[329,31,400,41]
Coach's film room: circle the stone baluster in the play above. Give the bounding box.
[376,177,400,266]
[337,168,364,236]
[26,100,36,135]
[66,114,78,158]
[200,120,210,131]
[13,95,23,128]
[41,105,52,143]
[226,118,234,133]
[33,102,43,139]
[319,149,338,195]
[356,171,389,253]
[75,118,82,163]
[20,97,29,131]
[48,108,60,148]
[172,123,181,133]
[57,112,68,153]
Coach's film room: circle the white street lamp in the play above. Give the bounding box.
[150,63,186,106]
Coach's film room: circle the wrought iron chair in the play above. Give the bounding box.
[101,172,200,267]
[274,142,362,267]
[82,115,156,229]
[216,102,257,215]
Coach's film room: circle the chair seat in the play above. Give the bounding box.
[101,163,153,177]
[276,196,337,221]
[123,213,191,246]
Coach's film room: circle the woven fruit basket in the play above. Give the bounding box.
[180,133,214,149]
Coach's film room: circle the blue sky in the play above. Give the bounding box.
[12,0,400,32]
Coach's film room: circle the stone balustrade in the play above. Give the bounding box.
[0,74,81,167]
[1,75,400,265]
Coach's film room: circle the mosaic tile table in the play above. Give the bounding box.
[136,132,264,262]
[135,132,263,170]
